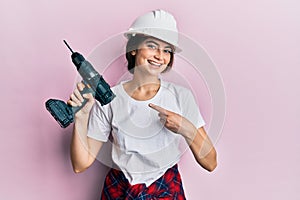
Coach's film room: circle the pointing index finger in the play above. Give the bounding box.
[149,103,168,115]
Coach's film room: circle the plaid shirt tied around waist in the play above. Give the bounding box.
[101,164,186,200]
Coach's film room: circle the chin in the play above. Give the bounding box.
[135,64,166,76]
[147,67,165,76]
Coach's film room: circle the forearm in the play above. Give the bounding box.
[70,115,93,173]
[183,127,217,172]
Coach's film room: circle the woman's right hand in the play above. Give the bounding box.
[67,82,95,118]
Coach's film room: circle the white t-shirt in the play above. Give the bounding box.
[87,79,205,186]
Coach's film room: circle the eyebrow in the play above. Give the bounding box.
[145,40,172,49]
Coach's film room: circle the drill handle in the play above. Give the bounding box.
[71,84,95,114]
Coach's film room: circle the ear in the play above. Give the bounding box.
[131,50,136,56]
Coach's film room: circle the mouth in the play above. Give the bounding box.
[148,60,162,67]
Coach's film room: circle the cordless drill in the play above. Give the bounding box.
[45,40,116,128]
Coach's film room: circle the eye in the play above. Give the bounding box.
[147,44,157,50]
[163,49,173,54]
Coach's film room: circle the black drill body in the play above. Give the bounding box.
[72,52,115,105]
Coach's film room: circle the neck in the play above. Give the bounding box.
[131,71,160,89]
[128,72,161,93]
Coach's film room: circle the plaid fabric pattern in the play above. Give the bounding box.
[101,164,186,200]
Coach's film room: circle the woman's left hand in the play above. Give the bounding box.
[149,103,197,138]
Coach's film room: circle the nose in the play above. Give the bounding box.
[154,48,163,60]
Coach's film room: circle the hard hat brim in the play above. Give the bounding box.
[124,30,182,53]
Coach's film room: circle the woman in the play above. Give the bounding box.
[68,9,217,199]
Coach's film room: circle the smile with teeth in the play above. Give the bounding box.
[148,60,162,67]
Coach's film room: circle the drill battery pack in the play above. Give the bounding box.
[45,99,74,128]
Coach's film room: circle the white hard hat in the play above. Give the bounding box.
[125,9,181,52]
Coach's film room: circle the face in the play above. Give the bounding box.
[132,37,173,76]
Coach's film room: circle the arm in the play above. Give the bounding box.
[149,103,217,172]
[183,126,217,172]
[68,82,103,173]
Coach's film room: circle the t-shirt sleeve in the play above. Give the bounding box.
[181,89,206,129]
[87,101,112,142]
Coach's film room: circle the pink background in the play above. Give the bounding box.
[1,0,299,199]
